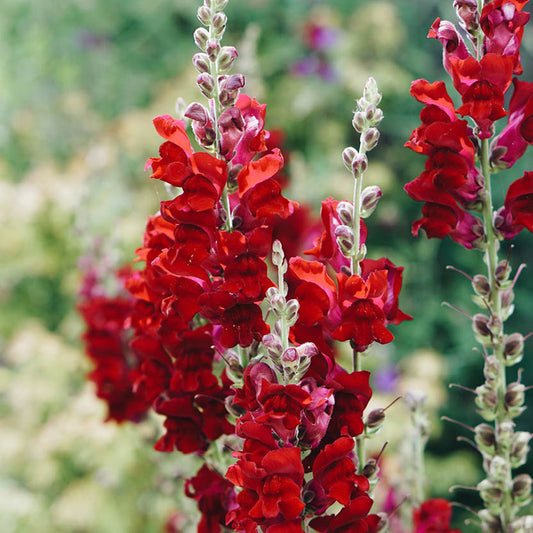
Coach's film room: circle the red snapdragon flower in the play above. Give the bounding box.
[185,465,236,533]
[492,78,533,168]
[413,498,460,533]
[497,171,533,237]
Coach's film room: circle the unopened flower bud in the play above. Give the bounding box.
[475,423,496,455]
[351,154,368,177]
[503,333,524,366]
[472,274,490,297]
[477,479,504,509]
[496,420,514,449]
[363,77,382,105]
[342,147,358,171]
[483,356,500,384]
[360,185,382,218]
[335,225,355,255]
[214,0,229,11]
[512,474,532,505]
[473,313,491,343]
[197,73,215,98]
[197,6,212,26]
[478,510,502,533]
[362,458,379,479]
[352,111,366,132]
[217,46,238,71]
[363,127,380,151]
[505,381,526,418]
[510,515,533,533]
[212,12,227,34]
[475,383,498,417]
[282,347,299,364]
[488,455,509,481]
[510,432,531,468]
[193,27,210,50]
[184,102,209,123]
[366,408,385,430]
[285,298,300,325]
[454,0,479,32]
[206,38,221,61]
[336,201,354,225]
[192,52,210,73]
[495,260,512,283]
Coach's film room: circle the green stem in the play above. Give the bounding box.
[207,0,233,232]
[351,138,366,276]
[480,138,514,531]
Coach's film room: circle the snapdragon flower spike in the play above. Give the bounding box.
[78,267,150,423]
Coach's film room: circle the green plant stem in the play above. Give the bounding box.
[480,138,514,530]
[207,0,233,232]
[351,138,366,276]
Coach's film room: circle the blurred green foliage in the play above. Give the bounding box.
[1,0,532,531]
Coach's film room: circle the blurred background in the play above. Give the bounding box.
[1,0,532,531]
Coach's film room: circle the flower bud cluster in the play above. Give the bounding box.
[264,241,315,384]
[189,0,245,151]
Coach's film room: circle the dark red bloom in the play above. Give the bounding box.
[185,465,235,533]
[413,498,460,533]
[311,437,369,507]
[309,493,380,533]
[498,171,533,237]
[226,447,305,522]
[326,370,372,438]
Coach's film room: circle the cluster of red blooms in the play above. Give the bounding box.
[77,0,474,531]
[405,0,533,246]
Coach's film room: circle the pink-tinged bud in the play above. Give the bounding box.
[192,53,210,73]
[212,12,227,34]
[296,342,318,359]
[364,127,380,151]
[335,224,355,255]
[351,154,368,177]
[360,185,382,218]
[197,6,211,26]
[206,38,221,61]
[220,74,245,91]
[503,333,524,366]
[193,27,209,50]
[352,111,366,132]
[282,347,299,363]
[453,0,479,32]
[336,201,354,225]
[184,102,209,123]
[472,274,490,297]
[342,146,358,170]
[217,46,238,71]
[197,73,215,98]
